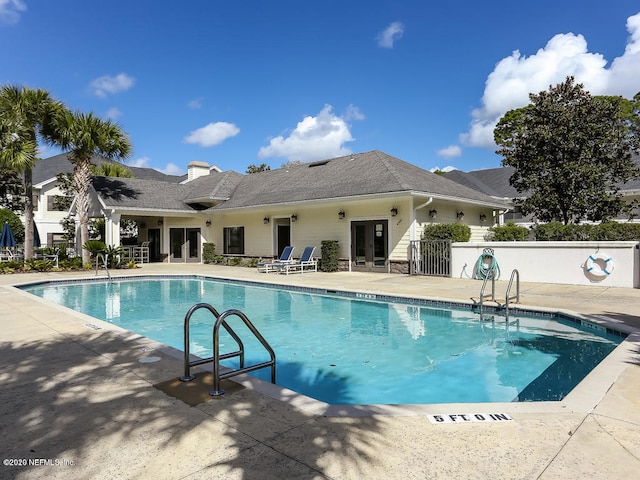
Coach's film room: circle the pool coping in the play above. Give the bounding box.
[11,273,640,417]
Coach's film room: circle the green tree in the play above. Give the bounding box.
[494,76,640,225]
[0,85,64,259]
[0,208,24,243]
[51,111,131,265]
[246,163,271,174]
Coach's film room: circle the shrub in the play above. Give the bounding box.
[533,221,640,241]
[228,257,243,266]
[202,243,217,264]
[487,221,529,241]
[24,259,54,272]
[423,223,471,242]
[319,240,339,272]
[58,258,82,270]
[82,240,107,256]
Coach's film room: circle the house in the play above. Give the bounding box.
[69,150,508,272]
[31,152,185,247]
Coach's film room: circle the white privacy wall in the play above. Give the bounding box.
[451,241,640,288]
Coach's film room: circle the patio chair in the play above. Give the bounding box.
[257,246,295,273]
[279,246,317,275]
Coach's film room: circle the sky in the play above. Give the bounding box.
[1,1,640,176]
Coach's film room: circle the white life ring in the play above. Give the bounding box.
[586,253,614,278]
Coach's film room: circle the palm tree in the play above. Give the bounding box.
[0,85,64,260]
[52,111,131,265]
[91,161,134,178]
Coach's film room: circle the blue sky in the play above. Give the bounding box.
[2,1,640,176]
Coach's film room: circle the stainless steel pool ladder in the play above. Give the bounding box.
[476,269,520,319]
[477,269,496,311]
[95,253,112,282]
[180,303,276,396]
[504,269,520,315]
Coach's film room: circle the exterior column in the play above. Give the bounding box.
[104,212,121,246]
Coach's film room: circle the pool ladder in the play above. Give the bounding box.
[95,253,112,282]
[476,269,520,320]
[180,303,276,396]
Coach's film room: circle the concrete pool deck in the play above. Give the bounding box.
[0,264,638,479]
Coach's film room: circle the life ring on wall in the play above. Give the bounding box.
[586,253,614,278]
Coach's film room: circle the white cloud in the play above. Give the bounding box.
[462,12,640,150]
[160,163,185,176]
[126,157,185,176]
[0,0,26,25]
[429,166,457,173]
[127,156,151,168]
[183,121,240,147]
[90,73,135,98]
[377,21,404,49]
[344,104,365,121]
[188,97,204,109]
[258,104,361,163]
[437,145,462,159]
[105,107,122,120]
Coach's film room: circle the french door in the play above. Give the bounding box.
[351,220,388,271]
[169,227,201,263]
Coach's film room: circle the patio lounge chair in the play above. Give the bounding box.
[257,246,295,273]
[279,246,317,275]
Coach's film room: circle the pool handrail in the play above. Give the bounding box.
[179,303,276,397]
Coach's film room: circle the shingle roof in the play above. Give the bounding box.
[91,177,195,211]
[33,153,184,185]
[445,154,640,199]
[444,167,519,198]
[211,150,506,210]
[181,170,244,202]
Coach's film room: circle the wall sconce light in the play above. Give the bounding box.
[456,211,464,220]
[429,209,437,218]
[338,209,345,220]
[291,214,297,222]
[205,219,212,227]
[263,216,270,224]
[479,213,487,222]
[157,219,163,226]
[390,206,398,217]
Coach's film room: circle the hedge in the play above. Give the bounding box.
[423,223,471,242]
[319,240,340,272]
[533,221,640,241]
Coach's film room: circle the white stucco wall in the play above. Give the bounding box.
[451,241,640,288]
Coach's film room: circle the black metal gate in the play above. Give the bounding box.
[409,240,452,277]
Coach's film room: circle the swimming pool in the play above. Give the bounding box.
[21,276,624,405]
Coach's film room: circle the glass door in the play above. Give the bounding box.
[169,228,201,262]
[148,228,161,262]
[351,220,388,271]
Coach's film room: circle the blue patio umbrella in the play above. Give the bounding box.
[33,223,41,247]
[0,222,16,248]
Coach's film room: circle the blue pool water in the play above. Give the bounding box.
[22,277,623,405]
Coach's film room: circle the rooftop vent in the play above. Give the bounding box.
[308,160,330,167]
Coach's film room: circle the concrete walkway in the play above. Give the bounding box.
[0,264,639,479]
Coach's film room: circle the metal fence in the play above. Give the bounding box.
[409,240,452,277]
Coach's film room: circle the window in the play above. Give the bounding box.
[47,195,69,212]
[223,226,244,254]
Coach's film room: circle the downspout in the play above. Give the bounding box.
[497,208,511,226]
[412,197,433,241]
